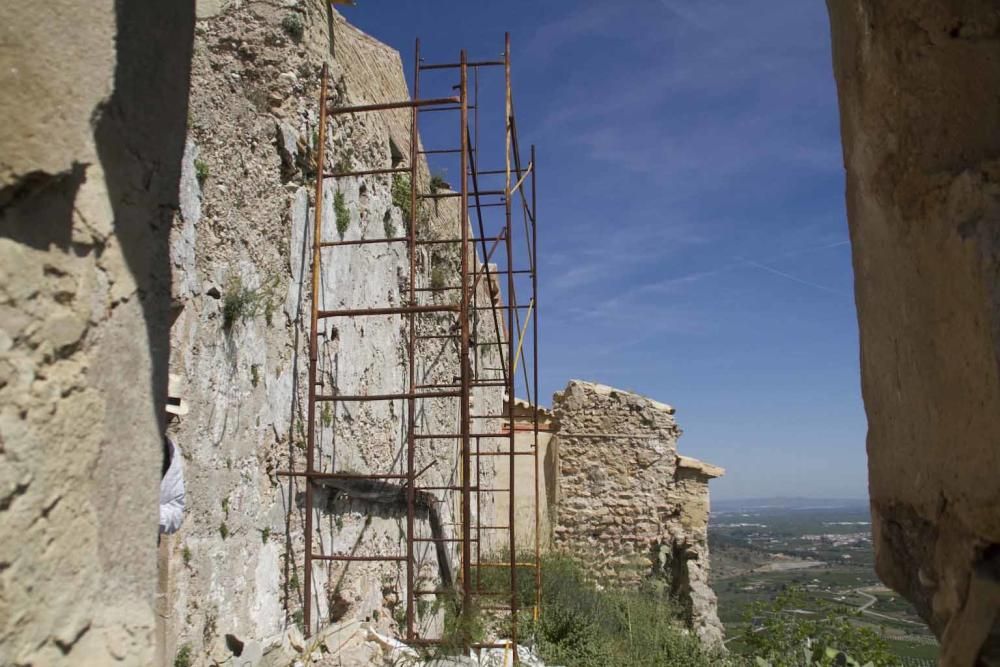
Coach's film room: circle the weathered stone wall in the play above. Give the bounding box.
[826,2,1000,662]
[486,400,557,554]
[551,380,725,647]
[0,2,194,664]
[162,2,502,664]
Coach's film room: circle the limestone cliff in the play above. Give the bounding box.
[827,2,1000,663]
[0,2,194,664]
[551,380,726,647]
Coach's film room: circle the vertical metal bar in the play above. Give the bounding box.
[405,37,420,642]
[531,144,541,620]
[459,48,474,629]
[304,63,329,638]
[504,32,518,654]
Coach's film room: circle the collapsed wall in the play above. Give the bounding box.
[164,2,502,663]
[551,380,725,647]
[0,2,194,665]
[826,2,1000,662]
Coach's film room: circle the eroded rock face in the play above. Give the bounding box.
[551,380,726,647]
[0,1,194,664]
[826,2,1000,662]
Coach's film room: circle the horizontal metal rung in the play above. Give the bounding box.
[419,192,461,199]
[315,390,460,402]
[323,166,410,178]
[419,149,461,155]
[419,59,504,71]
[472,304,532,311]
[416,235,502,245]
[319,304,458,317]
[474,561,535,567]
[320,236,408,247]
[311,554,407,562]
[472,451,533,457]
[328,97,459,115]
[418,105,476,113]
[276,471,407,480]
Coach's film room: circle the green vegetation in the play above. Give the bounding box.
[430,266,448,291]
[739,588,895,666]
[281,14,304,41]
[221,274,280,330]
[430,172,448,193]
[218,522,229,540]
[259,527,271,543]
[464,556,716,666]
[391,174,413,227]
[182,545,192,567]
[221,496,230,517]
[334,191,350,238]
[194,159,209,186]
[321,404,333,427]
[173,643,192,667]
[250,364,260,388]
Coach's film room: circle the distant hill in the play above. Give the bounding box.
[712,497,869,514]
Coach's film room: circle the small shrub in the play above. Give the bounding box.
[174,643,193,667]
[221,496,229,517]
[250,364,259,387]
[221,274,280,330]
[259,527,271,543]
[321,404,333,427]
[194,159,209,186]
[334,191,349,238]
[182,546,192,566]
[291,609,304,631]
[430,172,448,193]
[218,522,229,539]
[281,14,304,41]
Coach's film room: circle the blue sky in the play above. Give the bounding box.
[347,1,867,500]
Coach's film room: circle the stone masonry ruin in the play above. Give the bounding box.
[549,380,726,647]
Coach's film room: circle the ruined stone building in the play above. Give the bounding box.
[494,381,726,647]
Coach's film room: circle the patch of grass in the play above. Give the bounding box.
[321,404,333,427]
[194,159,209,186]
[334,191,350,239]
[182,546,192,567]
[174,643,193,667]
[281,14,304,41]
[219,522,229,540]
[474,555,717,667]
[260,527,271,544]
[250,364,260,388]
[291,609,304,632]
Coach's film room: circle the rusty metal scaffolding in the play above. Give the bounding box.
[282,33,539,656]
